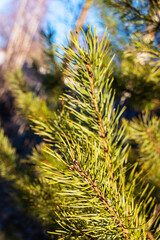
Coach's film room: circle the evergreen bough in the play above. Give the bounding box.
[3,25,160,239]
[29,27,156,239]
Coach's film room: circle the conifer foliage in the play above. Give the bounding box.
[127,113,160,191]
[2,25,160,239]
[29,27,157,239]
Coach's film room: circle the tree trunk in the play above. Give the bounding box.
[2,0,48,70]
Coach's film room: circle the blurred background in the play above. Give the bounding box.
[0,0,102,156]
[0,0,160,239]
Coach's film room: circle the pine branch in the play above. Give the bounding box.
[103,0,155,24]
[7,70,54,122]
[85,61,113,179]
[147,231,155,240]
[127,113,160,178]
[0,129,63,232]
[70,159,129,238]
[29,26,155,239]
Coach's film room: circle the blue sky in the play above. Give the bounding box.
[0,0,12,11]
[0,0,104,47]
[42,0,104,45]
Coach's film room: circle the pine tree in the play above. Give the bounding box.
[5,25,160,239]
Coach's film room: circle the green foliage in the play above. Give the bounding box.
[97,0,160,111]
[27,26,158,239]
[127,113,160,185]
[7,70,54,121]
[0,126,17,178]
[113,52,160,110]
[4,14,160,237]
[101,0,160,40]
[96,2,160,237]
[125,112,160,238]
[0,125,61,238]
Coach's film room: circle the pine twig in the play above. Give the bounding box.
[71,159,129,239]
